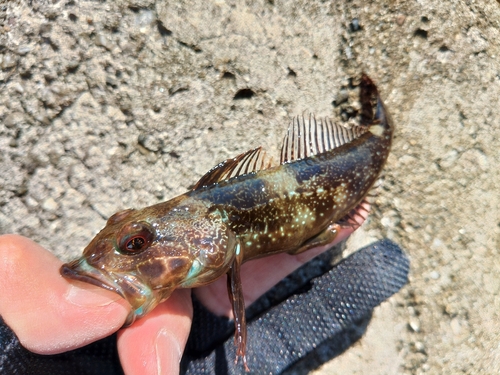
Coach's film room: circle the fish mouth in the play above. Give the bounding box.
[60,258,158,326]
[61,259,120,295]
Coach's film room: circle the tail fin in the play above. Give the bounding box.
[359,74,393,137]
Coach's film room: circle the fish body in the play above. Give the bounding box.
[194,120,390,262]
[61,75,393,369]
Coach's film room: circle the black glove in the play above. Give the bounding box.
[0,321,122,375]
[0,239,409,375]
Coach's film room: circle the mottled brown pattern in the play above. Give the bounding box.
[61,75,393,370]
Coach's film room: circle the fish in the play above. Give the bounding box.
[60,74,393,370]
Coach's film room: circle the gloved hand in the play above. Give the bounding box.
[0,239,408,375]
[182,239,409,374]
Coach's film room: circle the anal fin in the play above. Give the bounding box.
[290,196,373,255]
[288,223,340,255]
[337,198,372,229]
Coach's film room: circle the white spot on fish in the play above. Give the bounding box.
[369,124,385,137]
[236,243,241,256]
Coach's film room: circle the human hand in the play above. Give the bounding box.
[0,234,192,375]
[0,206,366,375]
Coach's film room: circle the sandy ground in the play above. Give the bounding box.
[1,0,499,374]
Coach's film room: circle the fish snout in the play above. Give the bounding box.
[61,258,119,294]
[60,258,160,324]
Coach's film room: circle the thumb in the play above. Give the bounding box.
[117,289,192,375]
[0,234,130,354]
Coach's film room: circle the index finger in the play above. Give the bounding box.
[0,234,130,354]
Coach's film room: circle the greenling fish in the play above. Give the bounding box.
[61,74,393,370]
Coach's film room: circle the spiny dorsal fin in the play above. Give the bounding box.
[191,147,274,190]
[280,114,367,164]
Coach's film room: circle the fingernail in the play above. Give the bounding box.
[65,283,122,307]
[155,329,181,375]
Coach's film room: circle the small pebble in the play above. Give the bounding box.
[42,197,59,212]
[350,18,360,32]
[25,196,39,209]
[409,318,421,332]
[430,271,440,280]
[17,46,32,55]
[333,89,349,106]
[2,54,17,69]
[66,60,80,71]
[345,47,352,59]
[415,341,425,353]
[39,23,52,37]
[95,34,113,50]
[4,112,24,128]
[13,83,24,93]
[450,318,462,335]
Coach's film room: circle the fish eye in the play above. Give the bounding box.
[117,222,154,255]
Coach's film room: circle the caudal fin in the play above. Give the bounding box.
[360,74,394,137]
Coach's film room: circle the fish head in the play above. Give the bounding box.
[61,198,237,325]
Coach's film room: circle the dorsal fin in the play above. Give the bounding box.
[280,114,367,164]
[191,147,274,190]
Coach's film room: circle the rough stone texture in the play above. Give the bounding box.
[1,0,499,374]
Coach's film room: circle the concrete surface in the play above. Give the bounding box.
[1,0,499,374]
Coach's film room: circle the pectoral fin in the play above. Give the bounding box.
[227,241,250,371]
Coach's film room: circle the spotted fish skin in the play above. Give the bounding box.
[194,98,392,261]
[60,75,393,370]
